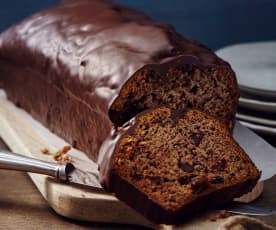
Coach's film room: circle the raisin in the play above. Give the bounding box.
[212,159,227,171]
[178,161,194,173]
[178,176,189,185]
[133,174,143,181]
[228,173,235,180]
[191,133,204,146]
[211,176,224,184]
[191,176,209,192]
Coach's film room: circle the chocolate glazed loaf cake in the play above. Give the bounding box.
[99,107,260,224]
[0,0,239,162]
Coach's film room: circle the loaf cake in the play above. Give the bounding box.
[0,0,238,162]
[0,0,255,224]
[98,107,260,224]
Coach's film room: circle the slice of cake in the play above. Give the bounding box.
[99,107,260,224]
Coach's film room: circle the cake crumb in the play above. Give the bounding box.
[41,148,50,155]
[209,210,232,222]
[53,146,72,162]
[61,154,74,163]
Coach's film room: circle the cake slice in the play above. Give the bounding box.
[109,60,238,131]
[99,107,260,224]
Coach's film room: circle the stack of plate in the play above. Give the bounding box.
[216,41,276,136]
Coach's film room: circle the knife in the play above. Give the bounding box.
[0,149,102,188]
[225,201,276,216]
[1,149,276,217]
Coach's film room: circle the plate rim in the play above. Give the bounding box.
[239,85,276,99]
[216,41,276,98]
[239,96,276,113]
[236,112,276,127]
[239,120,276,136]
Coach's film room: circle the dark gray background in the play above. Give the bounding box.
[0,0,275,50]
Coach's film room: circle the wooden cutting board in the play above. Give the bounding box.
[0,91,240,229]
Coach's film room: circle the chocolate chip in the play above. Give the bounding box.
[191,133,204,146]
[178,176,188,185]
[228,173,235,180]
[178,162,194,173]
[133,174,143,181]
[213,159,227,171]
[211,176,224,184]
[191,176,209,192]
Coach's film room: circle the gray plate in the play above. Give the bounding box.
[239,97,276,113]
[216,41,276,98]
[236,112,276,127]
[239,120,276,136]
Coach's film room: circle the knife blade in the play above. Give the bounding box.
[66,164,102,188]
[225,201,276,216]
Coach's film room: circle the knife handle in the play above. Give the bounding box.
[0,149,74,180]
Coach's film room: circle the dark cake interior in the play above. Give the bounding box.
[110,64,237,130]
[103,107,260,223]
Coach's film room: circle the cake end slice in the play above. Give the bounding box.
[99,107,260,224]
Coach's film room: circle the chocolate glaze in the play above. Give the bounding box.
[97,117,137,189]
[98,105,169,188]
